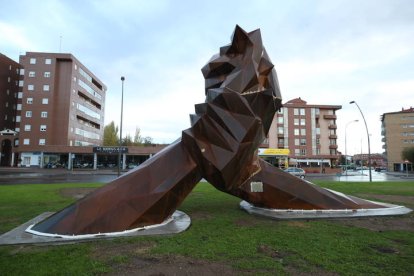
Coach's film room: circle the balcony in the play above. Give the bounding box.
[329,134,337,139]
[328,124,337,129]
[323,114,337,119]
[329,144,338,149]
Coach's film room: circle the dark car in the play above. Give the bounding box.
[284,167,306,179]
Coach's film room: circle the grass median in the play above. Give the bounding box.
[0,181,413,275]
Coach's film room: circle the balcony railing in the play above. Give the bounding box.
[323,114,337,119]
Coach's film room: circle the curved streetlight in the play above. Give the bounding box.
[345,119,359,176]
[350,101,372,182]
[118,76,125,177]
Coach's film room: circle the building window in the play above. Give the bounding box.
[277,127,284,134]
[41,111,48,118]
[4,115,7,120]
[300,138,306,145]
[45,58,52,65]
[294,129,299,136]
[27,98,33,104]
[277,116,283,124]
[294,108,299,116]
[23,139,30,145]
[300,108,305,116]
[330,149,337,155]
[16,104,22,110]
[40,125,47,131]
[29,71,35,77]
[44,72,51,78]
[316,128,320,135]
[19,69,25,75]
[295,149,300,155]
[301,129,306,136]
[295,139,300,146]
[43,85,49,91]
[294,118,299,125]
[28,84,34,91]
[25,111,32,118]
[39,139,46,145]
[18,80,24,87]
[42,98,49,104]
[316,138,320,145]
[30,58,36,64]
[300,149,307,156]
[5,102,8,107]
[24,125,31,131]
[300,118,306,126]
[16,116,21,122]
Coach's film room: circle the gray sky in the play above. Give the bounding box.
[1,0,413,155]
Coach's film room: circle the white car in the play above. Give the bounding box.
[284,167,306,179]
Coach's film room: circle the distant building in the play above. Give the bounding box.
[263,97,341,168]
[381,107,414,171]
[0,52,166,169]
[14,52,107,167]
[0,53,21,166]
[352,153,386,168]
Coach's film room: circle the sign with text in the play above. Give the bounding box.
[93,146,128,154]
[258,148,290,156]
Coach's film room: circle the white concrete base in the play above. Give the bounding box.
[240,200,412,220]
[0,210,190,245]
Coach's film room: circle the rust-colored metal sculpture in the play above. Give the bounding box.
[29,25,407,236]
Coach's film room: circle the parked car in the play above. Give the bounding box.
[375,167,386,172]
[284,167,306,179]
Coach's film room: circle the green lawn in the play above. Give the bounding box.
[0,181,413,275]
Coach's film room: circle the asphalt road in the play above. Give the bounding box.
[0,168,413,185]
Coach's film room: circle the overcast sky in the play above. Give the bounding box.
[1,0,413,155]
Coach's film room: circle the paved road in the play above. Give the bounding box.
[0,168,413,185]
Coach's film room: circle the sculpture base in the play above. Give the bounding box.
[240,200,412,220]
[0,210,190,245]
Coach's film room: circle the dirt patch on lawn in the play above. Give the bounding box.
[107,254,241,276]
[331,215,414,232]
[91,241,242,275]
[59,187,96,199]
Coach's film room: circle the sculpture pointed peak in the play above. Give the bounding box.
[227,25,252,55]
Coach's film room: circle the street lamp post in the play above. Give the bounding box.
[118,76,125,177]
[350,101,372,182]
[345,119,359,176]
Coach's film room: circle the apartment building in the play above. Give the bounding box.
[381,107,414,171]
[0,54,21,166]
[15,52,106,167]
[265,97,341,168]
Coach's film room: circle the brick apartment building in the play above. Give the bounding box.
[0,54,21,166]
[264,97,341,169]
[381,107,414,172]
[1,52,166,169]
[0,52,107,168]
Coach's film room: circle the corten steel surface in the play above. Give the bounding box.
[31,25,391,236]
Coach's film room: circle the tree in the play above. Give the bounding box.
[123,134,133,146]
[103,121,119,146]
[401,147,414,163]
[143,136,153,145]
[133,127,143,145]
